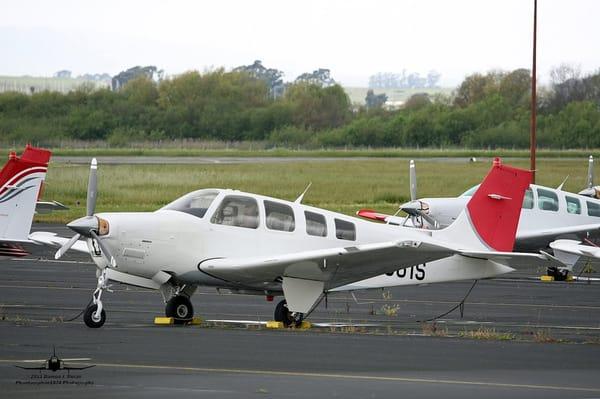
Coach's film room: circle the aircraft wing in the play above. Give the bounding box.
[356,209,407,225]
[549,239,600,259]
[28,232,90,254]
[15,365,46,370]
[35,201,69,214]
[200,239,457,292]
[63,365,95,370]
[516,223,600,248]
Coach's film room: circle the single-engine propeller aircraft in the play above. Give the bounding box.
[0,145,57,257]
[357,159,600,280]
[31,158,560,328]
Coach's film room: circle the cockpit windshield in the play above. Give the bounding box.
[161,189,219,218]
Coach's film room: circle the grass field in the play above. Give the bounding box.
[4,146,600,159]
[35,158,592,224]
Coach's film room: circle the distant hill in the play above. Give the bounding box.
[344,86,454,105]
[0,76,109,94]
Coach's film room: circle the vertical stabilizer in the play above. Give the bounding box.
[0,145,51,241]
[433,158,531,252]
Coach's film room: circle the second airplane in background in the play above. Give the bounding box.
[358,159,600,280]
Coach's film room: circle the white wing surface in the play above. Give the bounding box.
[200,239,457,290]
[29,232,90,254]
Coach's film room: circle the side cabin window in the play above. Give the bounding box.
[162,190,218,218]
[211,195,259,229]
[522,188,534,209]
[587,201,600,217]
[335,218,356,241]
[537,188,559,212]
[265,200,295,232]
[565,196,581,214]
[305,211,327,237]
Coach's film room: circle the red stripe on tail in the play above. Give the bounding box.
[466,158,532,252]
[0,144,51,190]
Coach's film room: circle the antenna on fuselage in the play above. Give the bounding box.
[294,182,312,204]
[556,175,569,191]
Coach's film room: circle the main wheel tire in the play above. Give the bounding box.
[83,304,106,328]
[274,299,288,322]
[274,300,303,327]
[547,267,569,281]
[165,296,194,324]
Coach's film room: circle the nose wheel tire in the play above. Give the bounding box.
[165,295,194,324]
[83,304,106,328]
[274,299,304,328]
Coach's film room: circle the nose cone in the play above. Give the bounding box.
[67,216,98,236]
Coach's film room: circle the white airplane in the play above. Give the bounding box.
[0,145,54,257]
[357,159,600,280]
[30,157,564,329]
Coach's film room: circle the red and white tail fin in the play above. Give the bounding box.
[0,145,51,242]
[433,158,531,252]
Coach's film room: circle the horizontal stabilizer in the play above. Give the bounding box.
[458,249,566,270]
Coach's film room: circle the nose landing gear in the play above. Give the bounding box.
[84,268,111,328]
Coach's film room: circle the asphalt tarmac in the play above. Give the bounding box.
[1,224,599,398]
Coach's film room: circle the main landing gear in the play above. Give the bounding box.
[84,268,111,328]
[160,283,195,324]
[274,299,304,327]
[165,295,194,324]
[547,266,570,281]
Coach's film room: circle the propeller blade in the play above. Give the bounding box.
[409,159,417,201]
[90,230,116,267]
[86,158,97,217]
[54,233,81,260]
[587,155,594,189]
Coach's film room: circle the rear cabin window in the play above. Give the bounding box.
[210,195,259,229]
[162,190,218,218]
[335,219,356,241]
[305,211,327,237]
[537,189,559,212]
[265,201,295,232]
[522,188,534,209]
[587,201,600,217]
[566,196,581,214]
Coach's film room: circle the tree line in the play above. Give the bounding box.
[0,66,598,148]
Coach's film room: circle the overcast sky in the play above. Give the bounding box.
[1,0,598,87]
